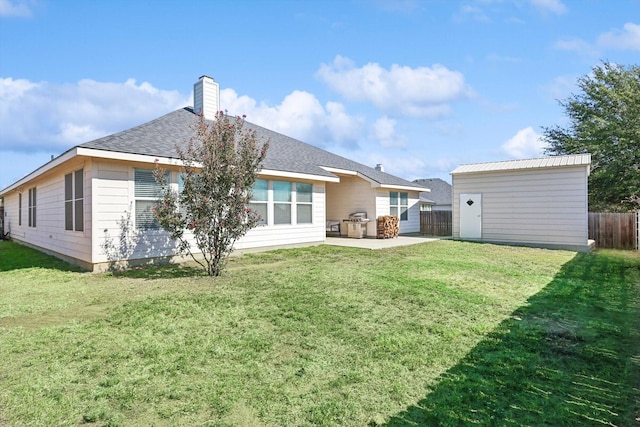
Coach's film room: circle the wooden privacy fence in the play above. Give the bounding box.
[588,212,639,250]
[420,210,452,236]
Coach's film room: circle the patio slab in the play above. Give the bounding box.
[324,234,445,250]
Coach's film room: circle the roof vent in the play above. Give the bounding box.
[193,75,220,120]
[375,163,384,172]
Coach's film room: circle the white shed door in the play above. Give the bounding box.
[460,193,482,239]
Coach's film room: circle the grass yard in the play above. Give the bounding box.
[0,240,638,426]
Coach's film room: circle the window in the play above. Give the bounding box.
[390,191,408,221]
[18,193,22,226]
[296,183,313,224]
[135,169,164,229]
[273,181,292,225]
[65,169,84,231]
[247,179,314,226]
[249,179,268,225]
[28,187,36,227]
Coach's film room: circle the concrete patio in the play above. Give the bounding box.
[324,234,445,250]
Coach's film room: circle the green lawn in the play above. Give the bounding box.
[0,240,638,426]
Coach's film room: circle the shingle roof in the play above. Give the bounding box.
[450,154,591,175]
[413,178,452,205]
[80,107,425,189]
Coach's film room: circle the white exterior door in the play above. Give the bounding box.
[460,193,482,239]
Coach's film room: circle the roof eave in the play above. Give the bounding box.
[378,183,430,191]
[259,169,340,183]
[75,147,184,166]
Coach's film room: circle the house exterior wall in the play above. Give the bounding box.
[92,160,327,267]
[92,159,176,265]
[326,175,377,236]
[2,157,93,268]
[325,175,422,236]
[452,165,589,251]
[234,178,326,250]
[375,189,421,234]
[3,154,422,270]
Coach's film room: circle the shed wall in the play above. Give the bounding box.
[452,165,589,251]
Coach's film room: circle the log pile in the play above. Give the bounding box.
[377,215,399,239]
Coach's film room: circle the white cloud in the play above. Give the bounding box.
[0,77,38,99]
[541,74,579,102]
[455,5,491,23]
[528,0,567,15]
[371,116,407,148]
[597,22,640,51]
[0,77,189,152]
[364,151,428,180]
[454,0,566,23]
[0,0,33,17]
[316,55,471,118]
[220,87,364,148]
[0,76,364,160]
[554,22,640,56]
[553,37,599,56]
[501,127,546,159]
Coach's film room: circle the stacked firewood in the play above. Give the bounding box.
[377,215,399,238]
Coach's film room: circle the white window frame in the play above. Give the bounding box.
[65,168,84,231]
[273,180,292,225]
[295,182,313,224]
[249,179,314,227]
[28,187,36,228]
[134,169,165,230]
[390,191,409,221]
[249,178,269,226]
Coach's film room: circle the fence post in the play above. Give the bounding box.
[636,211,639,251]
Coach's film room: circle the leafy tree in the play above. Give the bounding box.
[153,112,268,276]
[542,62,640,212]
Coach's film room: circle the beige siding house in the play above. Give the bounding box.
[451,154,592,252]
[0,76,426,271]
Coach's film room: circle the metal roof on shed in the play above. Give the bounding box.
[450,154,591,175]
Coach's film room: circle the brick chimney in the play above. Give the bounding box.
[193,75,220,120]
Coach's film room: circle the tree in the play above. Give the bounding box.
[542,62,640,212]
[153,111,268,276]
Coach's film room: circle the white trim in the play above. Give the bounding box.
[320,166,358,176]
[259,169,340,183]
[0,147,342,196]
[378,183,429,191]
[76,148,183,167]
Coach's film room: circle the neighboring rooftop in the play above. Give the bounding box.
[413,178,452,206]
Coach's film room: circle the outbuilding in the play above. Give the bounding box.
[451,154,593,252]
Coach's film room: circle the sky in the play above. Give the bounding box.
[1,0,639,190]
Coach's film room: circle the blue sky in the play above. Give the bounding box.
[1,0,639,190]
